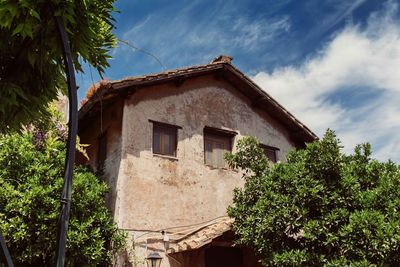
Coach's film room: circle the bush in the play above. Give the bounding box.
[226,130,400,266]
[0,120,125,266]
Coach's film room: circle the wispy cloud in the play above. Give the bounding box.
[113,1,291,72]
[303,0,367,39]
[253,0,400,162]
[231,16,291,50]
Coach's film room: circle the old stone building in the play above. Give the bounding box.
[78,55,317,267]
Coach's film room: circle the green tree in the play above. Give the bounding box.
[226,130,400,266]
[0,115,125,266]
[0,0,116,132]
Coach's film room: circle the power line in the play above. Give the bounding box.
[116,38,166,70]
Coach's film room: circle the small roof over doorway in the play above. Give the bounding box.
[167,217,234,254]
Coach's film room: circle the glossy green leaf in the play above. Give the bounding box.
[0,0,118,132]
[227,130,400,266]
[0,110,126,266]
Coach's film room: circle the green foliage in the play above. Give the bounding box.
[0,120,126,266]
[227,130,400,266]
[0,0,117,132]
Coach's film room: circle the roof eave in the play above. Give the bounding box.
[78,62,318,143]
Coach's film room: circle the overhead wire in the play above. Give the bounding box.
[84,38,166,134]
[116,38,166,70]
[88,65,103,134]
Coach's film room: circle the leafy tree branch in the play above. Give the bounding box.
[0,0,117,132]
[0,111,126,266]
[227,130,400,266]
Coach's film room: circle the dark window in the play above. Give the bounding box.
[205,246,243,267]
[204,127,235,168]
[260,144,279,163]
[152,122,178,156]
[97,131,107,169]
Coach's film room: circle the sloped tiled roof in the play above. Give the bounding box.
[110,63,222,91]
[80,62,223,109]
[79,58,318,143]
[167,216,234,254]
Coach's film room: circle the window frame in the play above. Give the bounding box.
[203,127,236,168]
[260,144,279,163]
[150,120,180,157]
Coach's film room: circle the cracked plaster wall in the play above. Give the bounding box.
[116,74,297,231]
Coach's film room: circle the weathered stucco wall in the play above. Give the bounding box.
[115,74,297,231]
[78,100,123,216]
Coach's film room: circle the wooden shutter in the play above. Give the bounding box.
[152,123,178,156]
[204,131,232,168]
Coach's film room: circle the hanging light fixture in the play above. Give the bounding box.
[146,251,162,267]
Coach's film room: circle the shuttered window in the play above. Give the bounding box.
[204,127,235,168]
[260,144,279,163]
[97,131,107,169]
[152,123,178,156]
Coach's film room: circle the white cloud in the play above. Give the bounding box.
[252,1,400,162]
[230,16,291,50]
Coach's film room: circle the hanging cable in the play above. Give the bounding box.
[117,38,166,70]
[89,66,104,134]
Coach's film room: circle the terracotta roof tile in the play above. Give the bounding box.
[167,217,234,254]
[79,60,318,142]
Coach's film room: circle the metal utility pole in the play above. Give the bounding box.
[0,13,78,267]
[54,15,78,267]
[0,232,14,267]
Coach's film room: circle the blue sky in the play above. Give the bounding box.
[77,0,400,162]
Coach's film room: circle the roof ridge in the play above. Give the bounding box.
[109,62,222,85]
[79,60,318,142]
